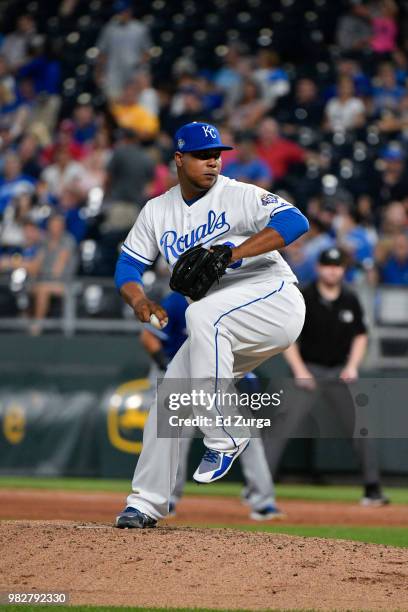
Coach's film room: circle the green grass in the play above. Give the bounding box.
[0,476,407,504]
[206,524,408,548]
[0,475,130,493]
[276,483,408,503]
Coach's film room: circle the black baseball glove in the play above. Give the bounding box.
[169,244,232,301]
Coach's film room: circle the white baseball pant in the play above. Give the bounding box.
[126,278,305,519]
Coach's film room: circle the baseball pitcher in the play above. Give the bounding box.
[114,122,308,528]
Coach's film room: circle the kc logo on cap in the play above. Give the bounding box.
[202,125,217,138]
[174,122,234,153]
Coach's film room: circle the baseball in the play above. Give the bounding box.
[149,313,168,329]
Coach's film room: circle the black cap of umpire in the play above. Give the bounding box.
[318,247,346,266]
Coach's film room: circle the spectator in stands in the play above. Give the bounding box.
[379,232,408,285]
[222,131,272,189]
[0,192,33,250]
[103,128,154,234]
[42,119,86,163]
[256,118,306,182]
[0,81,28,146]
[371,62,405,117]
[335,206,376,278]
[133,69,160,117]
[17,36,61,96]
[71,102,97,145]
[284,217,335,285]
[374,201,408,270]
[253,49,290,109]
[380,201,408,237]
[370,145,408,209]
[96,0,152,100]
[58,187,88,243]
[0,219,42,271]
[168,76,197,115]
[146,148,177,199]
[324,76,366,133]
[0,153,36,216]
[28,213,77,335]
[355,194,378,246]
[228,77,268,132]
[15,75,37,113]
[16,76,60,145]
[110,80,159,140]
[33,179,58,212]
[1,14,37,72]
[214,44,244,95]
[21,219,42,259]
[392,48,408,86]
[0,55,15,98]
[329,58,372,98]
[18,134,43,179]
[368,0,398,55]
[77,146,107,194]
[335,4,372,53]
[276,77,324,135]
[377,92,408,134]
[195,71,224,115]
[81,127,112,173]
[218,126,237,168]
[165,86,211,135]
[41,144,85,198]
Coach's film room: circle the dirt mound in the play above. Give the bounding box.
[1,521,408,610]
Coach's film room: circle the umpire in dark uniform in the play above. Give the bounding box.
[266,247,388,506]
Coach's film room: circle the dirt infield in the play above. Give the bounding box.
[0,488,408,526]
[1,520,408,610]
[1,489,408,610]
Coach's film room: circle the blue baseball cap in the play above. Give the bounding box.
[381,145,405,161]
[113,0,132,13]
[174,122,233,153]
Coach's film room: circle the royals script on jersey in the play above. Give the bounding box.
[122,175,298,286]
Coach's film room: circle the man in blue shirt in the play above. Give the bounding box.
[222,131,272,189]
[0,153,36,215]
[380,233,408,285]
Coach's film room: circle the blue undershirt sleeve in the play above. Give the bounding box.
[266,208,309,246]
[114,251,147,291]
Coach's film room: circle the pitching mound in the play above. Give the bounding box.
[1,521,408,610]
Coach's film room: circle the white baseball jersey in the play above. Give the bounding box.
[122,174,298,287]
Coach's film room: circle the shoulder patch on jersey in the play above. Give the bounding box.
[260,192,279,206]
[339,309,354,323]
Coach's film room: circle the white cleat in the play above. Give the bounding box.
[193,441,249,484]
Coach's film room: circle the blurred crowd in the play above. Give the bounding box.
[1,0,408,329]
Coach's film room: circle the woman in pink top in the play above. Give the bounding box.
[370,0,398,54]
